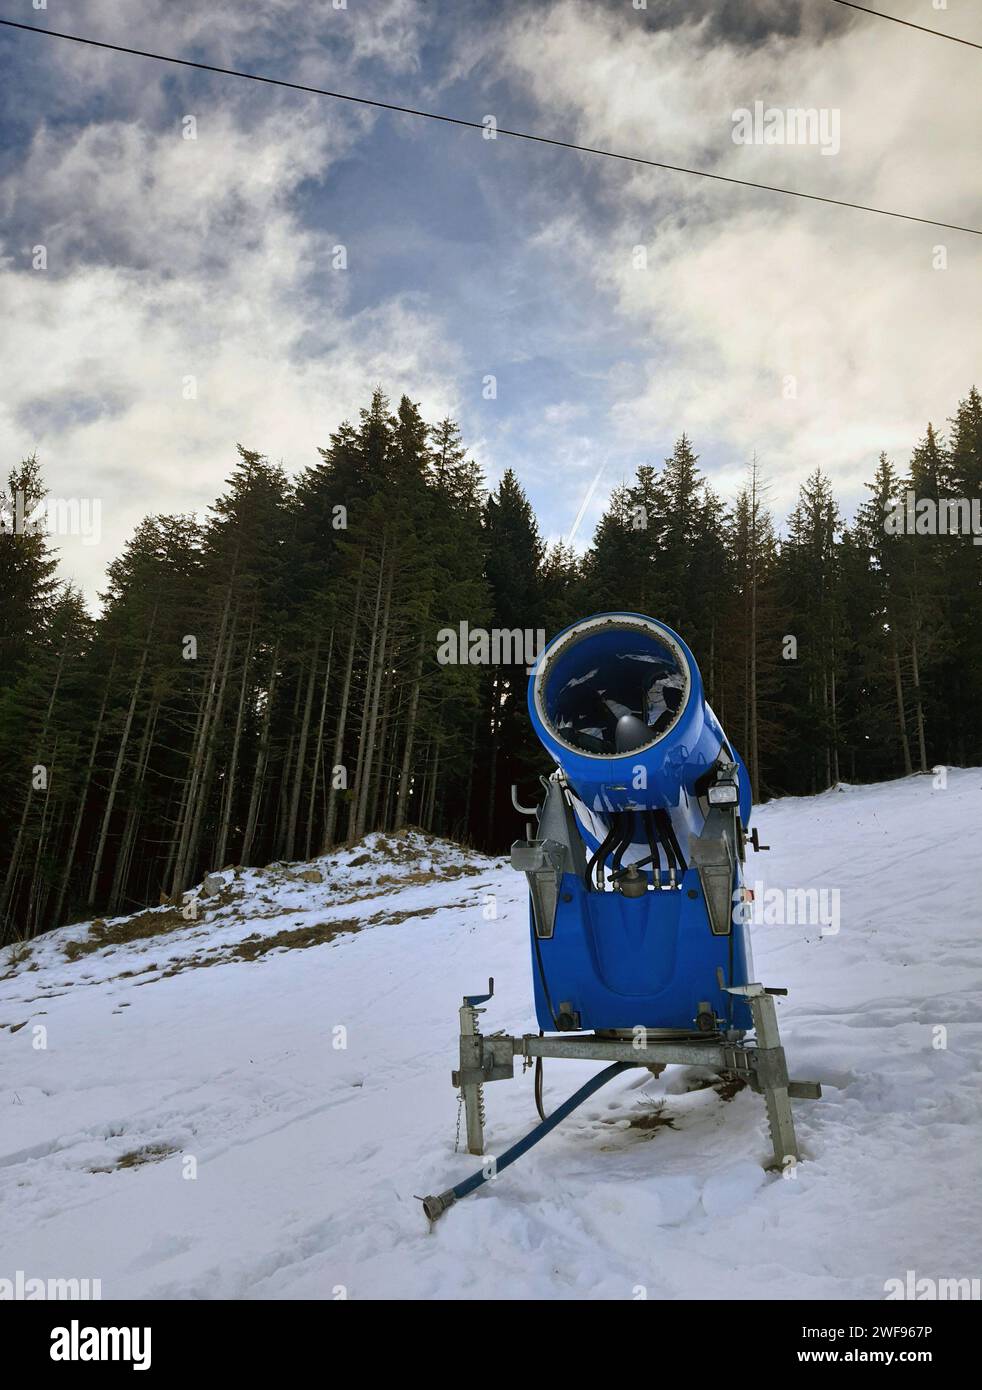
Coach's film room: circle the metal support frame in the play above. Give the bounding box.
[448,981,819,1168]
[743,985,802,1169]
[455,999,486,1154]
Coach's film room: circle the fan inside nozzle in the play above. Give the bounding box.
[540,621,688,756]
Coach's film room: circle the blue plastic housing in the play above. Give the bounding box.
[523,613,754,1034]
[530,869,753,1032]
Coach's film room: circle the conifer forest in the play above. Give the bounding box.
[3,383,981,943]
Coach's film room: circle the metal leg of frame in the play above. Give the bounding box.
[749,989,800,1170]
[458,1002,486,1156]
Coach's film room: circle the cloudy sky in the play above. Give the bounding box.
[1,0,980,604]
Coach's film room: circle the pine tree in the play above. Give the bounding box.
[480,470,545,846]
[0,586,92,940]
[0,454,60,691]
[777,469,843,790]
[945,387,982,764]
[851,454,913,777]
[724,458,782,796]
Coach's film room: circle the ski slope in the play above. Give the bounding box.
[2,772,981,1300]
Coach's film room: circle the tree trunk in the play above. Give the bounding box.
[462,711,477,842]
[348,541,387,844]
[305,629,334,861]
[891,629,914,775]
[88,609,156,906]
[425,737,440,832]
[354,556,394,841]
[749,539,759,801]
[323,562,365,851]
[911,634,928,773]
[216,617,255,868]
[52,655,115,926]
[394,635,424,829]
[171,582,234,895]
[26,733,60,935]
[829,638,841,785]
[0,637,71,935]
[485,678,499,844]
[241,640,280,864]
[284,634,320,861]
[177,609,237,891]
[275,668,304,857]
[109,697,159,914]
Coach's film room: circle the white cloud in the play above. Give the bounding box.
[496,0,982,516]
[0,132,452,606]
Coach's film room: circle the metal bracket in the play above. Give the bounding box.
[453,1034,515,1089]
[510,838,565,938]
[511,784,540,816]
[689,806,739,935]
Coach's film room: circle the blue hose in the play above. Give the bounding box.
[421,1061,632,1222]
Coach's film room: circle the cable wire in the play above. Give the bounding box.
[829,0,982,51]
[1,17,980,236]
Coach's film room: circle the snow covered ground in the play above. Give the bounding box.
[2,775,981,1301]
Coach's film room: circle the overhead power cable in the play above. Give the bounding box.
[1,16,980,236]
[828,1,982,51]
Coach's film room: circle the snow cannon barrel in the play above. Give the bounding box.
[528,613,750,822]
[515,612,755,1035]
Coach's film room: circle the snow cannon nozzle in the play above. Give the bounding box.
[528,611,750,818]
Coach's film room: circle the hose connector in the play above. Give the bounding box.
[420,1189,457,1223]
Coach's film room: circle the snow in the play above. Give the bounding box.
[2,778,981,1300]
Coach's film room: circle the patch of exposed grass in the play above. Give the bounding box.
[714,1074,749,1103]
[681,1072,749,1103]
[90,1142,177,1173]
[597,1098,677,1143]
[228,919,361,961]
[363,902,458,926]
[325,864,485,909]
[148,917,364,979]
[64,910,189,960]
[58,846,485,964]
[155,898,467,977]
[383,864,485,886]
[0,942,34,979]
[627,1100,677,1132]
[361,828,450,864]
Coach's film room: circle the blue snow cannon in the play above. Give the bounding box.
[512,612,756,1036]
[421,612,816,1222]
